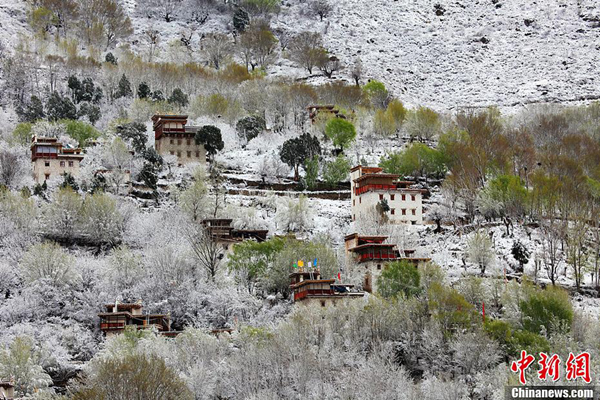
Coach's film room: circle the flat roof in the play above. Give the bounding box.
[292,279,336,289]
[350,165,383,173]
[344,233,389,241]
[353,173,400,183]
[349,243,397,252]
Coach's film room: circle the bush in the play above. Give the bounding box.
[304,155,319,190]
[519,286,573,334]
[428,282,476,333]
[323,154,350,187]
[73,353,193,400]
[378,260,421,299]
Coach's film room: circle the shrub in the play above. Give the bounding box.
[519,286,573,334]
[378,260,421,299]
[323,154,350,187]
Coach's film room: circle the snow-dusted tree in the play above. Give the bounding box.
[19,242,76,286]
[0,336,52,397]
[310,0,333,21]
[238,21,278,71]
[540,220,561,285]
[179,167,208,222]
[566,218,589,290]
[0,144,28,189]
[466,230,494,276]
[44,187,82,242]
[275,195,312,233]
[350,57,363,86]
[202,33,233,70]
[74,352,193,400]
[288,32,325,74]
[81,193,125,246]
[186,224,224,281]
[104,245,142,292]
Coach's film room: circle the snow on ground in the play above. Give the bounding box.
[274,0,600,112]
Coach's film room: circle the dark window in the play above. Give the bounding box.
[353,199,355,206]
[170,139,174,144]
[391,209,395,215]
[45,161,50,167]
[177,139,182,145]
[402,209,406,215]
[377,264,382,270]
[195,151,200,157]
[68,161,74,167]
[187,151,191,158]
[411,195,416,201]
[60,161,65,167]
[45,173,50,180]
[177,151,181,157]
[411,221,416,225]
[379,194,384,200]
[390,194,395,201]
[412,209,416,215]
[402,194,406,201]
[320,300,326,307]
[187,139,191,145]
[359,197,361,204]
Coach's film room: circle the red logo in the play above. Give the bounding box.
[566,352,591,383]
[511,350,535,385]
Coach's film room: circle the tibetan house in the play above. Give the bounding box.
[152,114,206,165]
[98,302,175,338]
[344,233,431,292]
[290,268,364,307]
[202,219,269,251]
[31,136,83,183]
[350,165,425,225]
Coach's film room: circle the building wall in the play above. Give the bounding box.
[155,136,206,165]
[0,385,14,400]
[297,296,364,308]
[351,190,423,224]
[32,158,81,183]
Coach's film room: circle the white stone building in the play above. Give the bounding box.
[350,165,424,225]
[31,136,83,184]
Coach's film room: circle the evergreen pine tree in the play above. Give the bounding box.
[114,74,133,99]
[138,82,151,99]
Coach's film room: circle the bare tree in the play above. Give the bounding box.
[202,33,233,70]
[186,224,224,282]
[351,57,363,86]
[238,21,278,70]
[273,27,292,52]
[288,32,325,74]
[145,29,160,62]
[540,220,561,285]
[317,54,343,78]
[0,145,27,189]
[310,0,333,21]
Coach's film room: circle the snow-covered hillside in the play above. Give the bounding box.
[278,0,600,110]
